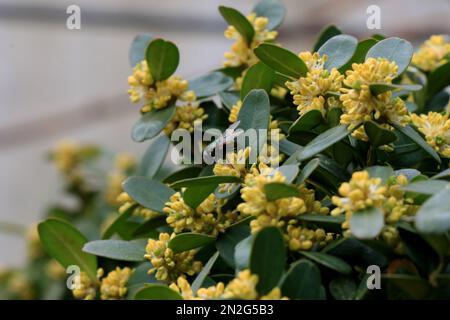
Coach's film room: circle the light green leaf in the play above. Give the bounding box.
[234,235,254,270]
[313,25,342,52]
[365,165,394,183]
[297,125,351,161]
[280,260,322,299]
[240,62,275,99]
[134,284,182,300]
[263,182,298,201]
[146,39,179,81]
[318,35,358,70]
[123,176,175,213]
[218,91,240,112]
[401,179,448,195]
[253,0,286,30]
[250,227,285,294]
[83,239,146,262]
[254,43,308,78]
[237,89,270,131]
[276,164,299,183]
[168,233,216,254]
[216,224,250,268]
[38,219,97,281]
[369,83,422,95]
[432,168,450,180]
[339,38,378,72]
[349,207,384,239]
[129,34,152,67]
[219,6,255,45]
[131,104,176,142]
[189,72,234,98]
[366,37,413,75]
[415,187,450,233]
[297,158,320,184]
[138,134,170,178]
[301,251,352,274]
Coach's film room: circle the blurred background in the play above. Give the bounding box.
[0,0,449,266]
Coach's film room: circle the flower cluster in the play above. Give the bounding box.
[286,52,343,117]
[164,192,239,236]
[286,225,334,251]
[144,233,202,282]
[163,102,208,135]
[105,153,136,206]
[411,111,450,157]
[412,35,450,72]
[71,271,100,300]
[100,267,133,300]
[339,58,409,140]
[169,270,286,300]
[128,61,196,113]
[116,191,159,220]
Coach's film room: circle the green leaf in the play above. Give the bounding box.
[329,277,356,300]
[123,176,175,213]
[392,123,441,163]
[102,204,137,240]
[415,188,450,233]
[296,214,344,233]
[432,168,450,180]
[129,34,152,67]
[339,38,378,72]
[134,284,183,300]
[254,43,308,78]
[364,121,397,147]
[162,166,203,184]
[38,219,97,281]
[300,251,352,274]
[369,83,422,95]
[318,35,358,70]
[253,0,286,30]
[170,175,240,189]
[138,134,170,178]
[237,89,270,131]
[234,235,254,270]
[168,233,216,254]
[218,91,240,112]
[183,184,216,209]
[240,62,275,99]
[189,72,234,98]
[132,215,167,238]
[349,207,384,239]
[365,165,394,183]
[426,61,450,99]
[327,106,343,127]
[83,239,146,262]
[289,110,323,134]
[216,224,250,268]
[297,158,320,184]
[191,251,220,294]
[382,274,430,300]
[219,6,255,45]
[276,164,299,183]
[250,227,285,294]
[146,39,179,81]
[297,125,351,161]
[131,104,176,142]
[366,37,413,75]
[280,260,322,299]
[401,179,448,195]
[263,182,298,201]
[313,25,342,52]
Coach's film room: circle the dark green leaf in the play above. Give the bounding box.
[280,260,322,299]
[301,251,352,274]
[382,274,430,299]
[254,43,308,78]
[189,72,234,98]
[253,0,286,30]
[138,134,170,178]
[366,37,413,75]
[369,83,422,95]
[313,25,342,52]
[415,188,450,233]
[297,125,351,161]
[289,110,323,134]
[318,35,358,70]
[219,6,255,45]
[123,176,175,213]
[329,277,356,300]
[83,239,146,262]
[38,219,97,280]
[170,175,240,189]
[102,204,137,240]
[146,39,179,81]
[168,233,216,254]
[250,227,285,294]
[350,207,384,239]
[216,224,250,268]
[191,251,220,294]
[263,182,298,201]
[131,104,176,142]
[129,34,152,67]
[183,184,216,209]
[134,284,182,300]
[296,214,344,233]
[162,166,203,184]
[240,62,275,99]
[426,61,450,99]
[364,121,397,147]
[132,215,167,238]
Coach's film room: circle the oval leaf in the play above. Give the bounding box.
[318,35,358,70]
[134,284,182,300]
[313,25,342,52]
[364,121,397,147]
[415,187,450,233]
[253,0,286,30]
[301,251,352,274]
[219,6,255,45]
[131,104,176,142]
[168,233,216,254]
[349,207,384,239]
[280,260,322,299]
[129,34,152,67]
[289,110,323,133]
[366,37,413,75]
[189,72,234,98]
[83,239,146,262]
[146,39,179,81]
[263,182,299,201]
[240,62,275,99]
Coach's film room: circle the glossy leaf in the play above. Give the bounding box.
[364,121,397,147]
[280,260,322,299]
[134,284,182,300]
[240,62,275,99]
[219,6,255,45]
[83,239,146,262]
[146,39,179,81]
[168,233,216,254]
[366,37,413,75]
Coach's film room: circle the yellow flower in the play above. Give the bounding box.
[224,13,277,69]
[72,271,101,300]
[213,147,250,178]
[163,102,207,136]
[339,58,409,140]
[105,154,136,206]
[128,60,195,113]
[116,191,159,220]
[169,276,225,300]
[228,100,242,123]
[412,35,450,72]
[286,52,343,117]
[286,225,334,251]
[100,267,133,300]
[144,233,202,282]
[411,112,450,157]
